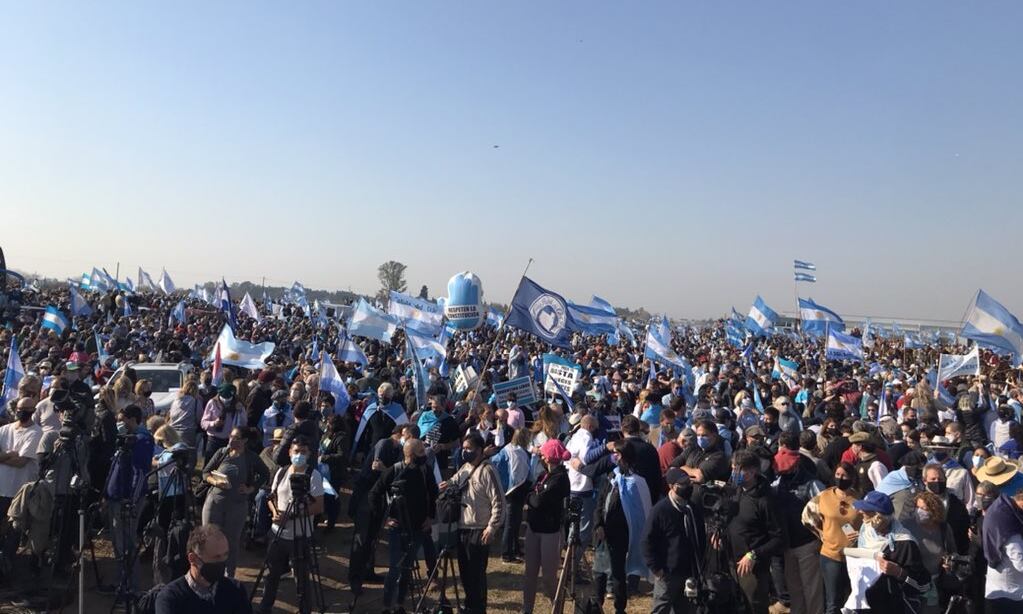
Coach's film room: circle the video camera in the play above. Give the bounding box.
[53,387,94,444]
[565,495,584,524]
[944,553,973,582]
[289,471,312,499]
[699,480,735,532]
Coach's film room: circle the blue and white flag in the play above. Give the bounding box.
[773,357,800,389]
[904,333,924,350]
[485,308,505,328]
[589,295,616,315]
[567,301,618,336]
[157,268,175,295]
[937,346,981,383]
[79,272,93,292]
[794,273,817,283]
[137,267,157,292]
[69,285,93,317]
[745,296,779,337]
[95,332,110,366]
[170,300,187,325]
[122,298,132,317]
[961,290,1023,366]
[799,298,845,337]
[644,325,687,372]
[793,260,816,271]
[726,322,746,348]
[387,291,444,336]
[90,268,112,292]
[1,337,25,410]
[730,307,745,324]
[349,297,399,343]
[826,328,864,362]
[41,306,70,336]
[318,350,351,415]
[617,321,637,346]
[862,318,874,349]
[239,292,261,323]
[504,277,579,349]
[217,279,237,329]
[206,324,275,369]
[405,331,429,410]
[405,326,448,360]
[926,367,957,407]
[336,330,368,367]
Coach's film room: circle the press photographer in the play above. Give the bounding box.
[642,468,705,614]
[102,404,154,592]
[368,437,437,613]
[256,436,324,614]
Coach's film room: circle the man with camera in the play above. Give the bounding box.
[445,433,503,614]
[718,449,783,614]
[102,404,154,592]
[257,436,324,614]
[368,437,437,614]
[642,468,706,614]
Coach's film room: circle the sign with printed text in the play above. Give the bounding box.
[453,365,479,394]
[542,353,582,396]
[493,376,538,407]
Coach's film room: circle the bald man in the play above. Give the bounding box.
[369,438,439,610]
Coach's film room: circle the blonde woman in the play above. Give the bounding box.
[134,379,154,418]
[169,376,201,457]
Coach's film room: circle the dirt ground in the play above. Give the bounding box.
[0,494,656,614]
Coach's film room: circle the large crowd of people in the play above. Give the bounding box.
[1,280,1023,614]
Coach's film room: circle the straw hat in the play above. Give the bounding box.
[972,456,1020,486]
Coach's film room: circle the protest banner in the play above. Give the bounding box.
[542,353,581,395]
[493,376,538,406]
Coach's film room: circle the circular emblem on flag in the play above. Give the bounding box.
[528,294,567,339]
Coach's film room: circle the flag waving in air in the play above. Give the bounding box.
[1,337,25,410]
[799,298,844,337]
[504,277,580,349]
[961,290,1023,366]
[745,296,779,337]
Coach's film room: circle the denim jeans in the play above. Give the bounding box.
[820,555,850,614]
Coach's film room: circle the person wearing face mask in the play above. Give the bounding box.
[904,491,958,613]
[521,438,570,614]
[720,450,783,614]
[369,438,437,614]
[200,383,246,464]
[257,437,324,614]
[967,481,1000,608]
[201,427,268,578]
[802,462,861,614]
[918,463,970,552]
[154,524,250,614]
[257,390,293,449]
[0,397,43,571]
[853,491,930,613]
[416,393,459,473]
[444,433,503,614]
[875,450,928,522]
[990,404,1018,451]
[642,468,705,614]
[979,468,1023,612]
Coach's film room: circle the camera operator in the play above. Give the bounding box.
[672,419,730,503]
[368,437,437,614]
[642,468,705,614]
[716,449,783,614]
[981,481,1023,613]
[0,397,42,573]
[257,436,324,614]
[102,404,155,591]
[445,433,503,614]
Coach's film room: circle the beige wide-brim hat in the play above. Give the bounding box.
[972,456,1020,486]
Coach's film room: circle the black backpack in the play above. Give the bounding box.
[134,583,164,614]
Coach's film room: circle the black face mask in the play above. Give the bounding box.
[412,455,427,467]
[925,482,947,495]
[905,419,918,429]
[905,466,923,481]
[835,476,854,491]
[15,410,32,423]
[197,557,227,585]
[978,495,996,511]
[672,484,693,500]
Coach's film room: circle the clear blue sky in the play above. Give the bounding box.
[2,2,1021,321]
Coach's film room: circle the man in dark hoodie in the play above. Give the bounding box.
[721,449,783,614]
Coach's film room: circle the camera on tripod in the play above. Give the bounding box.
[944,554,973,582]
[289,471,312,499]
[54,389,92,444]
[565,495,584,525]
[700,480,735,531]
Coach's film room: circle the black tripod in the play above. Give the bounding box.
[414,517,461,614]
[250,482,327,614]
[148,453,196,585]
[386,491,427,612]
[552,507,582,614]
[104,445,151,614]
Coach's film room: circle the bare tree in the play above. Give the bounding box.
[418,285,429,300]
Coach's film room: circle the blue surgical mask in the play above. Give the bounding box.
[972,455,985,469]
[731,470,745,486]
[697,436,711,450]
[116,421,127,435]
[291,453,307,467]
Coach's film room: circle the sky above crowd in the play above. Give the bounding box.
[2,3,1021,322]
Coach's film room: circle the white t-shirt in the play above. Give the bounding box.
[269,466,324,540]
[986,534,1023,601]
[565,429,593,493]
[0,422,43,498]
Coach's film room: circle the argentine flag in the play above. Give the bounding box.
[745,296,779,337]
[485,308,504,329]
[567,301,618,336]
[41,306,70,336]
[1,337,25,410]
[937,346,981,383]
[799,298,844,337]
[405,331,429,410]
[793,260,816,271]
[318,351,350,415]
[170,300,187,325]
[387,291,444,336]
[79,272,94,292]
[726,322,747,348]
[773,357,800,389]
[826,328,864,362]
[69,285,93,317]
[207,324,275,369]
[862,319,875,348]
[644,325,687,372]
[337,330,369,367]
[349,298,399,343]
[90,268,111,292]
[961,290,1023,366]
[589,295,616,315]
[794,273,817,283]
[904,333,924,350]
[405,326,448,360]
[157,268,176,295]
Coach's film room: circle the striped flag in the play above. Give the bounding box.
[1,337,25,410]
[794,273,817,283]
[41,306,70,336]
[793,260,816,271]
